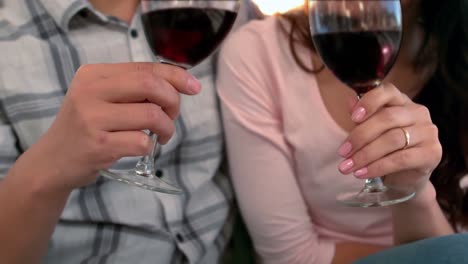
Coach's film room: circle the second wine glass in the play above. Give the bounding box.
[308,0,415,207]
[100,0,240,194]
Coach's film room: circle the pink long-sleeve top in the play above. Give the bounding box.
[217,17,393,264]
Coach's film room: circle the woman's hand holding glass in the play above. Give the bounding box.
[29,63,200,194]
[338,83,442,199]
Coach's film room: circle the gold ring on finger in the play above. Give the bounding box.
[401,127,411,150]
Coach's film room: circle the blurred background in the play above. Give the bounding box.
[237,0,304,22]
[251,0,303,16]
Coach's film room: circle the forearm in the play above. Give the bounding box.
[0,153,71,263]
[332,242,387,264]
[391,183,454,245]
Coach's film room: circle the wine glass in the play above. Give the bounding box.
[100,0,240,194]
[308,0,415,207]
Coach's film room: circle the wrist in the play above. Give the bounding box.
[391,182,454,244]
[8,143,74,200]
[4,166,71,214]
[394,182,437,210]
[411,182,437,206]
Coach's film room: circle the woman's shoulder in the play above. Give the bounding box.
[220,16,285,64]
[233,15,282,39]
[217,17,285,111]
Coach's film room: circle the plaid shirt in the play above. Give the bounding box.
[0,0,233,263]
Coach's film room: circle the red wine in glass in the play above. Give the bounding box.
[142,8,237,69]
[312,30,401,95]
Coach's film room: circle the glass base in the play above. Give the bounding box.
[337,186,415,208]
[100,169,183,195]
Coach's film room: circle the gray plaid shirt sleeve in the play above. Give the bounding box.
[0,105,19,177]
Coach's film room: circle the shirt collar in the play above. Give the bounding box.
[39,0,90,31]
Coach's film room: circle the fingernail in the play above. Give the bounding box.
[351,107,366,122]
[338,141,352,157]
[354,168,368,178]
[187,76,201,94]
[339,159,354,173]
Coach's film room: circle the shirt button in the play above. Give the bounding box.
[78,10,88,18]
[175,233,185,243]
[130,29,138,38]
[155,170,164,178]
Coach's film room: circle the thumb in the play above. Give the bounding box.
[347,94,359,114]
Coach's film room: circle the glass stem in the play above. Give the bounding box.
[135,132,159,177]
[363,177,387,193]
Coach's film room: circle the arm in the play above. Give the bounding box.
[217,28,384,264]
[218,64,334,264]
[0,63,200,263]
[391,183,453,245]
[0,147,71,264]
[0,110,71,264]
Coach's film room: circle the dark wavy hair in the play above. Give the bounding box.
[279,1,468,228]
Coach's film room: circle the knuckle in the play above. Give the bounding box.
[138,72,156,92]
[416,167,432,177]
[76,64,92,76]
[431,143,443,161]
[418,104,431,116]
[69,77,87,94]
[393,151,411,168]
[174,94,181,112]
[135,63,154,74]
[93,131,110,150]
[160,121,176,144]
[380,108,398,124]
[348,130,363,148]
[82,105,101,124]
[166,121,176,137]
[415,146,440,176]
[353,149,369,165]
[370,161,386,177]
[96,131,109,145]
[400,91,410,101]
[135,133,151,154]
[418,162,436,176]
[418,169,433,178]
[67,87,82,104]
[74,106,93,130]
[387,83,401,95]
[420,105,431,117]
[389,129,403,146]
[144,104,162,125]
[160,64,187,83]
[71,79,97,97]
[416,104,431,120]
[163,64,180,77]
[169,87,180,106]
[166,91,181,118]
[153,76,168,94]
[171,105,180,120]
[87,131,109,161]
[104,152,120,164]
[429,124,439,139]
